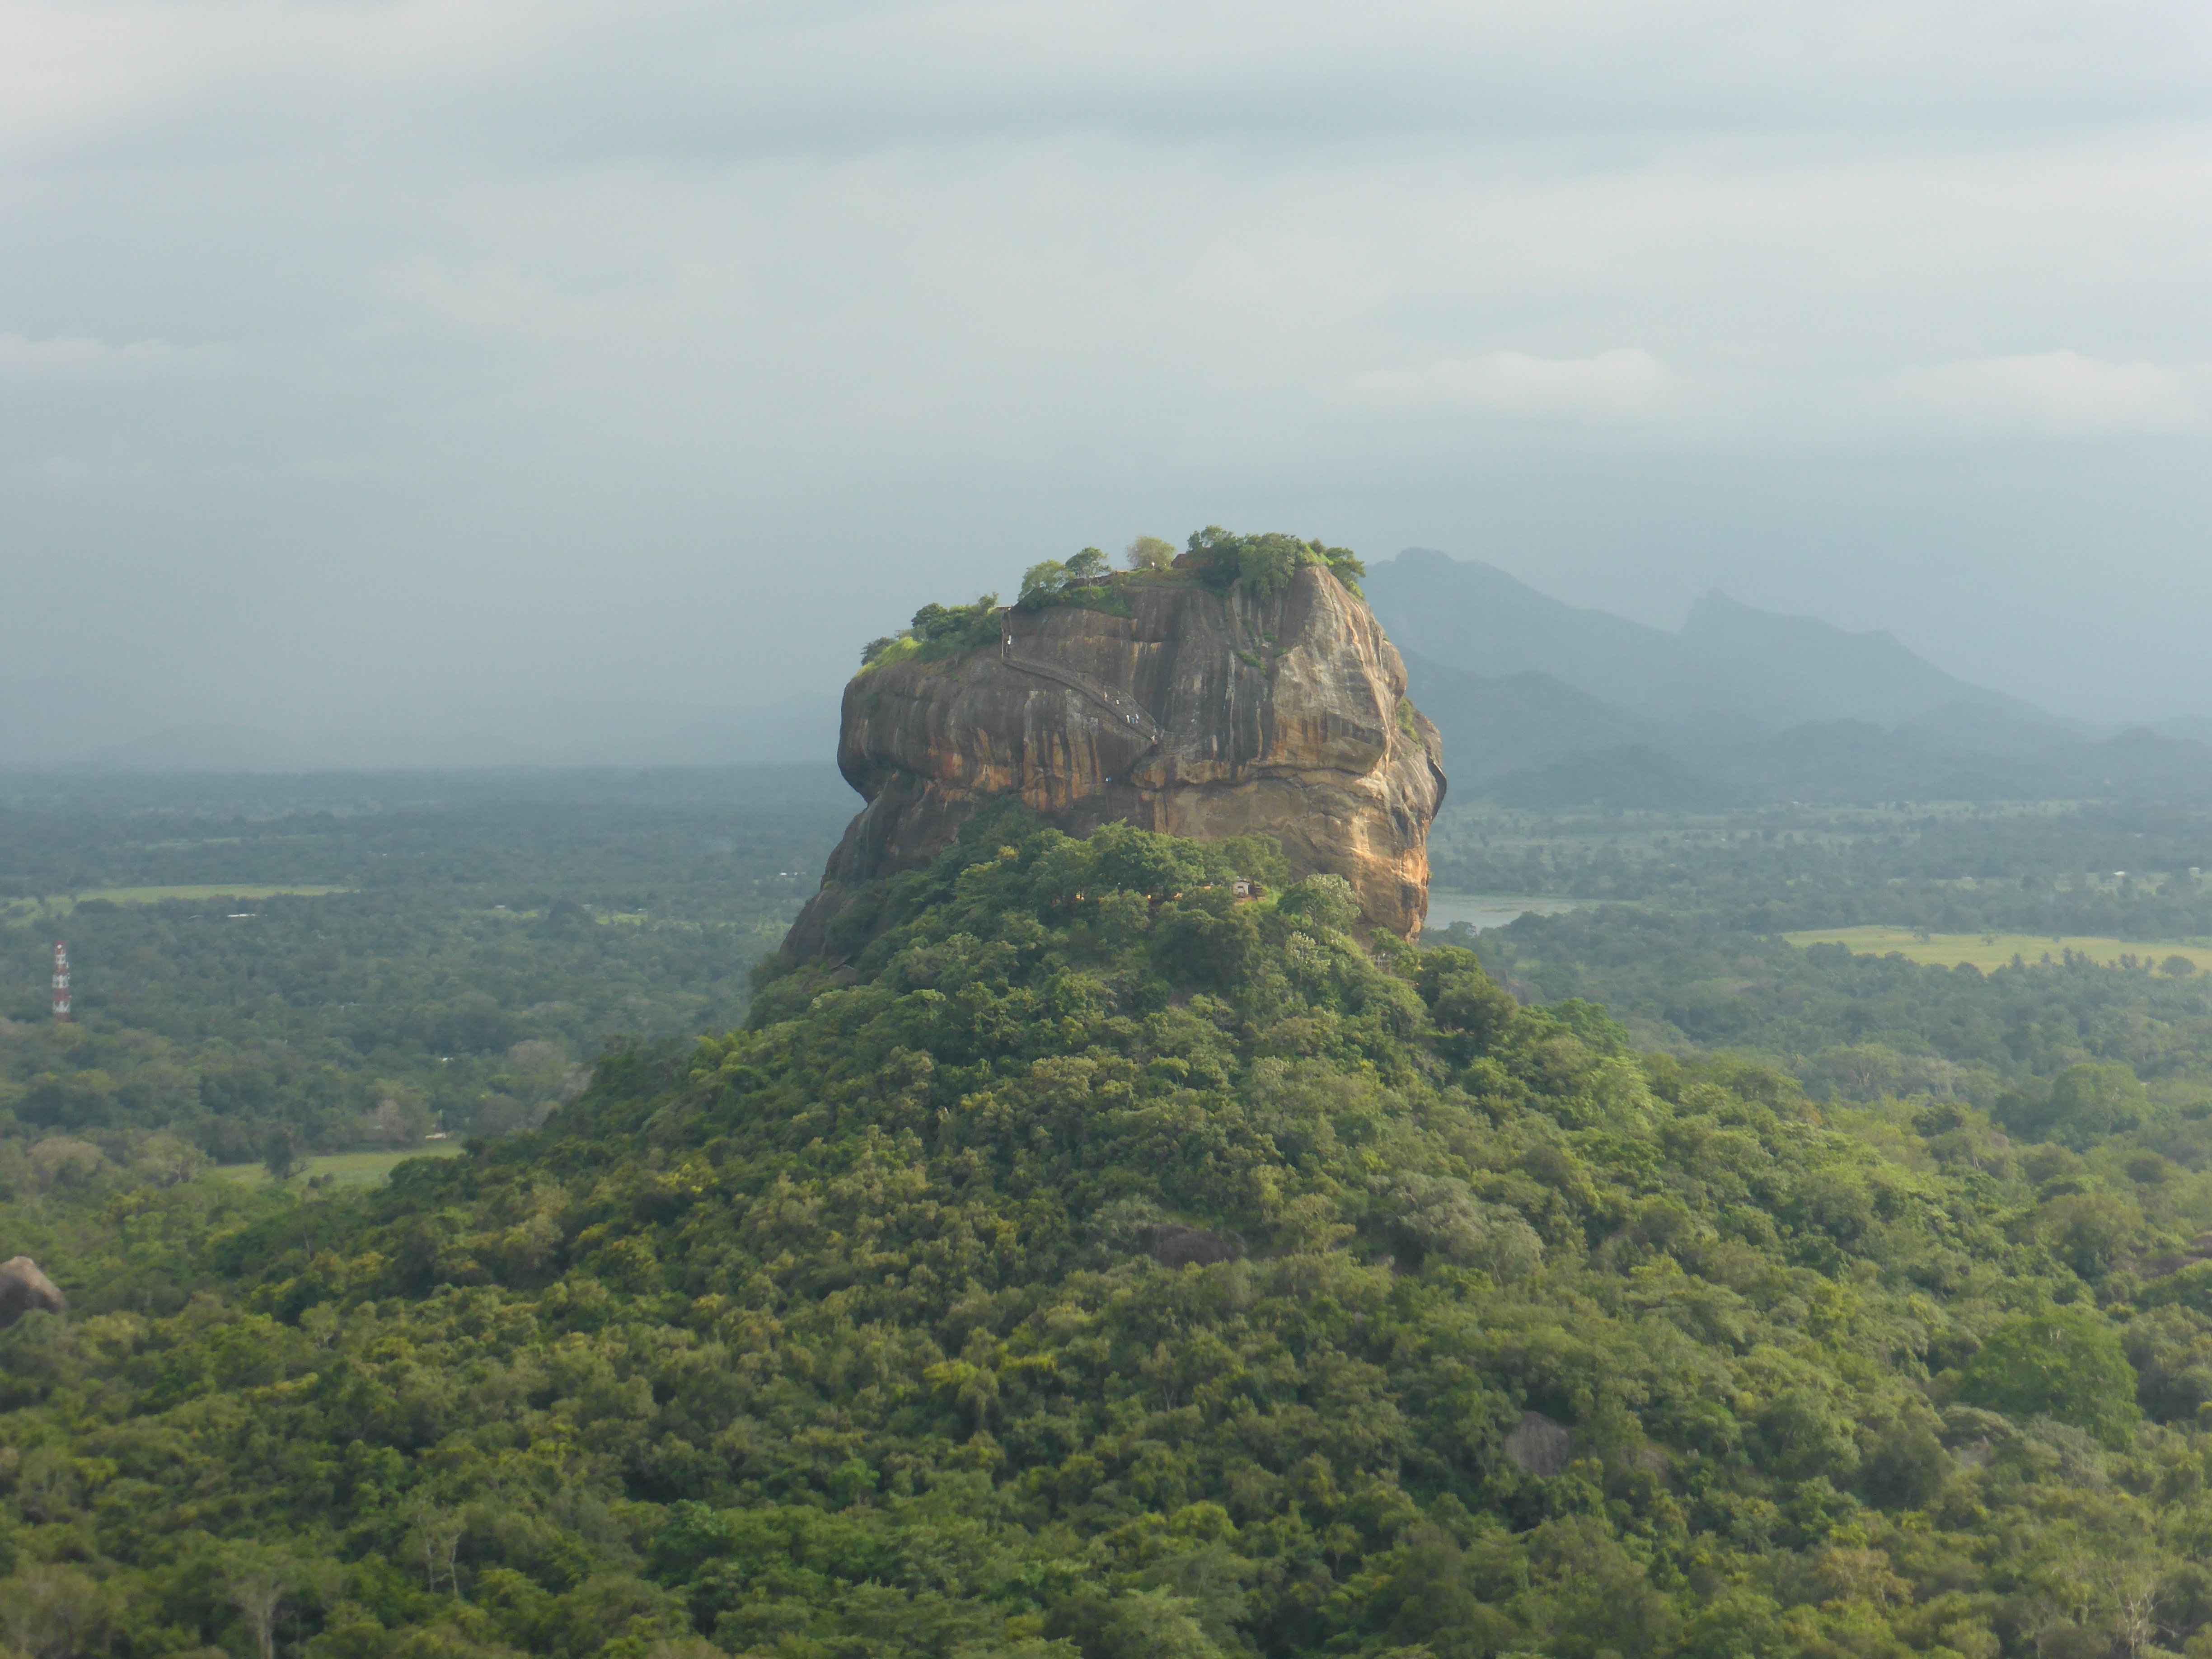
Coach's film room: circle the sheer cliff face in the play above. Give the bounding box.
[787,564,1446,954]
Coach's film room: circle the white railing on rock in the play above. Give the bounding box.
[998,635,1164,746]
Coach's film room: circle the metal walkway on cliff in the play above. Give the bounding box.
[999,633,1164,747]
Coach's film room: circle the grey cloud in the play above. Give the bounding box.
[14,2,2211,167]
[2,0,2209,752]
[0,332,224,384]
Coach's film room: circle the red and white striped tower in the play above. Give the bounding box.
[52,941,70,1021]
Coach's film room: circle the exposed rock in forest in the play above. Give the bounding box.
[1141,1223,1246,1268]
[787,558,1445,956]
[1504,1411,1572,1476]
[0,1256,66,1330]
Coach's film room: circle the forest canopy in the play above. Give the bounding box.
[9,811,2212,1659]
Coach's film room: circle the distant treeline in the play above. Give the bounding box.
[0,778,852,1164]
[1432,803,2212,937]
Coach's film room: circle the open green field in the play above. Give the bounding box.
[1782,925,2212,973]
[210,1143,465,1189]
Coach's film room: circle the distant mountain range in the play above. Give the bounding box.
[1366,548,2212,806]
[10,548,2212,806]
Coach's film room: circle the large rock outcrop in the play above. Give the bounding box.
[786,562,1445,956]
[0,1256,65,1330]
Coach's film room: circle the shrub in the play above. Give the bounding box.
[856,594,1000,674]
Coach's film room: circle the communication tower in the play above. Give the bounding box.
[52,941,70,1021]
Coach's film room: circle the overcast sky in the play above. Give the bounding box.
[4,0,2209,745]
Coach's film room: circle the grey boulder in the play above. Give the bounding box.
[0,1256,66,1330]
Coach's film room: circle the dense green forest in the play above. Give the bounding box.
[1434,803,2212,1121]
[21,784,2212,1655]
[0,769,850,1163]
[1429,802,2212,937]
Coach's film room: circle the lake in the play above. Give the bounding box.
[1422,891,1584,934]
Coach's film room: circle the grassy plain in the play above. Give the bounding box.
[209,1143,465,1189]
[1782,925,2212,973]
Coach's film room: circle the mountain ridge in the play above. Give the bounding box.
[1371,548,2212,805]
[1367,548,2065,733]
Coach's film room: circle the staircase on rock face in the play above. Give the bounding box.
[998,634,1164,747]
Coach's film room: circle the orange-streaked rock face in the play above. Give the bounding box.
[787,563,1446,956]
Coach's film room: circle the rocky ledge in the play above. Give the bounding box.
[785,557,1446,956]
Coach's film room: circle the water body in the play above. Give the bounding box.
[1422,891,1584,934]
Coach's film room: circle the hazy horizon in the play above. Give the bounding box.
[5,0,2210,757]
[0,544,2184,773]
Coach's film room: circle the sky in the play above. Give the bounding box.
[3,0,2210,759]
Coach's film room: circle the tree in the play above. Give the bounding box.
[359,1097,418,1148]
[1355,1527,1519,1658]
[1020,552,1113,609]
[1053,1588,1224,1659]
[405,1497,467,1595]
[1125,535,1176,572]
[1415,945,1519,1060]
[908,595,1000,653]
[0,1564,108,1659]
[220,1547,308,1659]
[1149,900,1258,989]
[1957,1308,2141,1446]
[2034,1191,2145,1279]
[1186,527,1303,597]
[1018,560,1070,608]
[1181,526,1366,598]
[1314,540,1366,589]
[2000,1062,2148,1148]
[261,1125,301,1181]
[1275,873,1359,933]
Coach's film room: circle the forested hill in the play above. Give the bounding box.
[7,811,2212,1658]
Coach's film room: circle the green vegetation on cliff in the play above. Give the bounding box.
[1181,528,1365,599]
[862,529,1374,676]
[13,813,2212,1658]
[859,598,1003,675]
